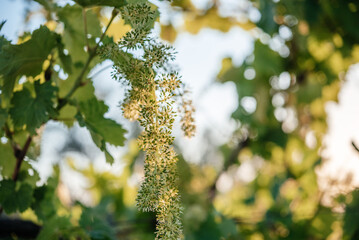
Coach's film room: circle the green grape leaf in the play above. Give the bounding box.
[16,183,34,212]
[32,184,57,221]
[0,179,16,213]
[36,216,72,240]
[9,81,58,134]
[0,26,58,100]
[74,0,127,7]
[76,98,127,164]
[79,202,116,240]
[0,180,34,214]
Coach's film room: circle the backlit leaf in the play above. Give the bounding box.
[76,98,127,164]
[0,26,57,100]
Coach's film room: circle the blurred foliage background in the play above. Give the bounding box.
[1,0,359,239]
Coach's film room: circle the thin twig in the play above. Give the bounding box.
[83,8,90,52]
[352,140,359,153]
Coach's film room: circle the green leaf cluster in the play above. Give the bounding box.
[0,179,33,214]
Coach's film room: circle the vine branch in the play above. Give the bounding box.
[12,136,32,182]
[0,126,32,214]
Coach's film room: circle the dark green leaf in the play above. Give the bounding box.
[0,180,33,214]
[0,179,16,213]
[37,216,72,240]
[32,184,57,221]
[10,81,58,134]
[16,183,34,212]
[79,200,116,240]
[0,26,58,100]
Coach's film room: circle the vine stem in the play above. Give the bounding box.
[3,123,31,182]
[83,8,90,51]
[0,134,32,215]
[12,136,32,181]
